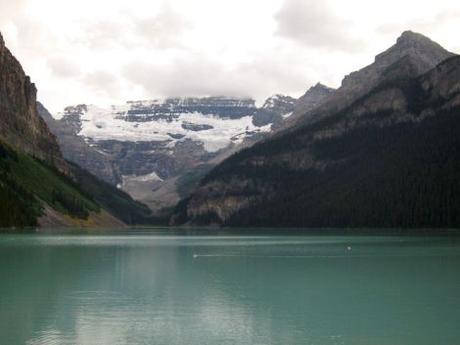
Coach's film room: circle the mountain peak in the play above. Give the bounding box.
[375,30,453,67]
[338,31,453,98]
[289,31,456,126]
[310,82,335,93]
[397,30,432,44]
[262,94,296,109]
[393,30,450,55]
[289,83,335,119]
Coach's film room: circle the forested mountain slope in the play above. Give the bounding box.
[173,34,460,228]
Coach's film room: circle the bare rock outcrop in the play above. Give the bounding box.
[288,31,454,127]
[0,32,68,172]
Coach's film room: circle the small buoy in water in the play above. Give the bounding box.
[193,254,198,259]
[347,246,352,251]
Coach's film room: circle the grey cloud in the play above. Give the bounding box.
[47,57,81,78]
[77,6,190,51]
[122,53,311,102]
[83,71,121,97]
[80,21,127,50]
[12,17,58,56]
[275,0,362,52]
[123,57,249,98]
[410,10,460,30]
[377,10,460,41]
[135,5,191,49]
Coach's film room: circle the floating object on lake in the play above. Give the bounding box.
[347,246,352,251]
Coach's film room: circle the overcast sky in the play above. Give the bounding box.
[1,0,459,114]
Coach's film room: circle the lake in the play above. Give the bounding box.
[1,229,460,345]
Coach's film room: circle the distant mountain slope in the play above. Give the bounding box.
[173,33,460,228]
[38,103,118,184]
[43,95,299,214]
[0,32,155,229]
[283,83,335,127]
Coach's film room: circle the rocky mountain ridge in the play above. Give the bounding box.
[284,83,336,126]
[288,30,454,127]
[173,32,460,228]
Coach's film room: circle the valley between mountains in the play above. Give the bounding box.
[1,30,460,229]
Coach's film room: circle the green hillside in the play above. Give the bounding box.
[0,141,159,229]
[0,141,99,228]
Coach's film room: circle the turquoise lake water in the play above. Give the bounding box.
[1,230,459,345]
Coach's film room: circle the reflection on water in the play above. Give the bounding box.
[0,232,459,345]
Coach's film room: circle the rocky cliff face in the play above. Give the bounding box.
[38,103,117,184]
[44,95,297,213]
[283,83,335,127]
[253,94,297,128]
[0,33,67,172]
[173,32,460,228]
[336,31,452,101]
[288,31,454,126]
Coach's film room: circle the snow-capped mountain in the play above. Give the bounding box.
[41,96,297,214]
[76,97,274,152]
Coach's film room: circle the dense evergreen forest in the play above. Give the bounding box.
[219,110,460,227]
